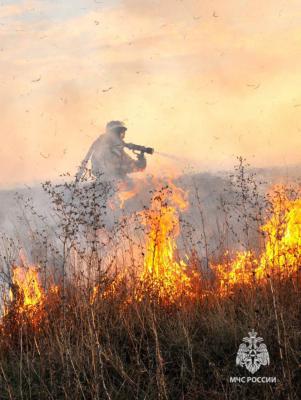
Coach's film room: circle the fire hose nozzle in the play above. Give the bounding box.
[124,142,154,155]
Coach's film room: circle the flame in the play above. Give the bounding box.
[214,251,256,291]
[135,182,199,304]
[10,266,44,309]
[1,266,46,326]
[258,186,301,277]
[3,266,59,327]
[3,183,301,325]
[91,181,199,305]
[90,271,127,304]
[95,183,301,304]
[214,185,301,293]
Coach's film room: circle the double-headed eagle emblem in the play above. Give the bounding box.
[236,329,270,374]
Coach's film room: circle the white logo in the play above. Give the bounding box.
[236,329,270,374]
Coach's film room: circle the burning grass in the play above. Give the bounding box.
[214,186,301,293]
[0,178,300,399]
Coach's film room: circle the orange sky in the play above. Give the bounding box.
[1,0,301,187]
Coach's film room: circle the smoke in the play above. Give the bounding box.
[1,0,301,187]
[0,162,300,281]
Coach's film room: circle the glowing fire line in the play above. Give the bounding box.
[3,184,301,326]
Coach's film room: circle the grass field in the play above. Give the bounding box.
[0,164,300,399]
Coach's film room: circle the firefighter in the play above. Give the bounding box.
[76,121,146,181]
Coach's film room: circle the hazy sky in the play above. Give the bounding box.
[1,0,301,186]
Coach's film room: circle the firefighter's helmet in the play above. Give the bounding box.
[106,120,127,132]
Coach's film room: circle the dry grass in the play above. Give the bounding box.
[0,273,300,399]
[0,162,300,399]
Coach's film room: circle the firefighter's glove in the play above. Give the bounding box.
[136,152,146,170]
